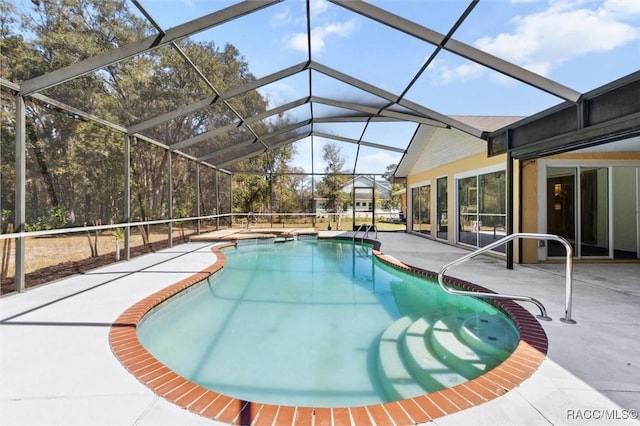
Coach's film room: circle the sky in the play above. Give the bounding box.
[16,0,640,174]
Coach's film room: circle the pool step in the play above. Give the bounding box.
[459,315,518,358]
[377,313,516,402]
[429,315,502,378]
[377,316,427,401]
[402,316,468,392]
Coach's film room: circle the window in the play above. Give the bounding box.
[437,177,448,240]
[411,185,430,235]
[457,171,506,252]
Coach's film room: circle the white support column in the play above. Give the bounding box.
[167,150,173,248]
[196,162,201,234]
[14,94,26,292]
[311,136,316,227]
[372,174,376,226]
[215,170,220,230]
[124,134,131,260]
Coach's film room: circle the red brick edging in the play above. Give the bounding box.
[109,242,548,426]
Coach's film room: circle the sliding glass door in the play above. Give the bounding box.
[411,185,431,235]
[436,177,448,240]
[547,166,610,258]
[580,167,609,256]
[458,171,506,252]
[547,167,576,256]
[612,167,639,259]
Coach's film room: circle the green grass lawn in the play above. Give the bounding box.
[238,215,407,232]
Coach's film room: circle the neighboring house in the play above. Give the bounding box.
[394,75,640,264]
[314,175,392,213]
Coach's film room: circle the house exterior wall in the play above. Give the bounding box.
[521,159,539,263]
[407,152,511,237]
[403,124,639,263]
[522,151,640,262]
[411,129,486,174]
[405,127,520,258]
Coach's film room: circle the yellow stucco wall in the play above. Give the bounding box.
[521,160,539,263]
[406,151,523,259]
[406,147,640,263]
[407,152,505,187]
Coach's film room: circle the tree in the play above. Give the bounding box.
[1,0,291,231]
[382,163,397,182]
[380,163,403,212]
[231,111,302,217]
[316,142,350,229]
[1,0,149,228]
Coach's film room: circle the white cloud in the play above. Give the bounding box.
[310,0,329,17]
[286,20,357,55]
[602,0,640,18]
[475,0,640,76]
[258,82,297,110]
[428,59,484,84]
[287,32,309,53]
[358,151,401,173]
[427,0,639,85]
[270,7,291,28]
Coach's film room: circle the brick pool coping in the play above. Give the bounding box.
[109,241,548,426]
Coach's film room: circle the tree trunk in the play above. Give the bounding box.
[27,124,59,207]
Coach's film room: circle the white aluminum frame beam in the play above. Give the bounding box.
[198,119,312,161]
[2,78,217,168]
[170,121,243,151]
[313,116,400,123]
[198,138,258,161]
[246,97,310,124]
[312,131,406,153]
[171,94,441,158]
[19,0,281,95]
[171,97,309,151]
[217,132,311,168]
[331,0,581,103]
[310,62,483,137]
[311,96,447,127]
[128,61,308,134]
[261,119,313,144]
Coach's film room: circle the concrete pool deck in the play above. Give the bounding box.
[1,232,639,425]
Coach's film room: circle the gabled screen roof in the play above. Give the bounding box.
[11,0,640,174]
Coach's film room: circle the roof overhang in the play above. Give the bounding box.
[487,71,640,160]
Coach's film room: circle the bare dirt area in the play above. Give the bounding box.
[0,219,405,296]
[0,226,206,295]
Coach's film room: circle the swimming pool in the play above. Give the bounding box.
[135,239,519,408]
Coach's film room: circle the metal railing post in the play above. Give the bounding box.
[560,249,576,323]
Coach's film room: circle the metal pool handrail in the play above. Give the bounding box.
[353,223,378,244]
[365,224,378,240]
[353,224,366,243]
[437,232,576,324]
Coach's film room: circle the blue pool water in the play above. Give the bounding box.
[137,239,519,407]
